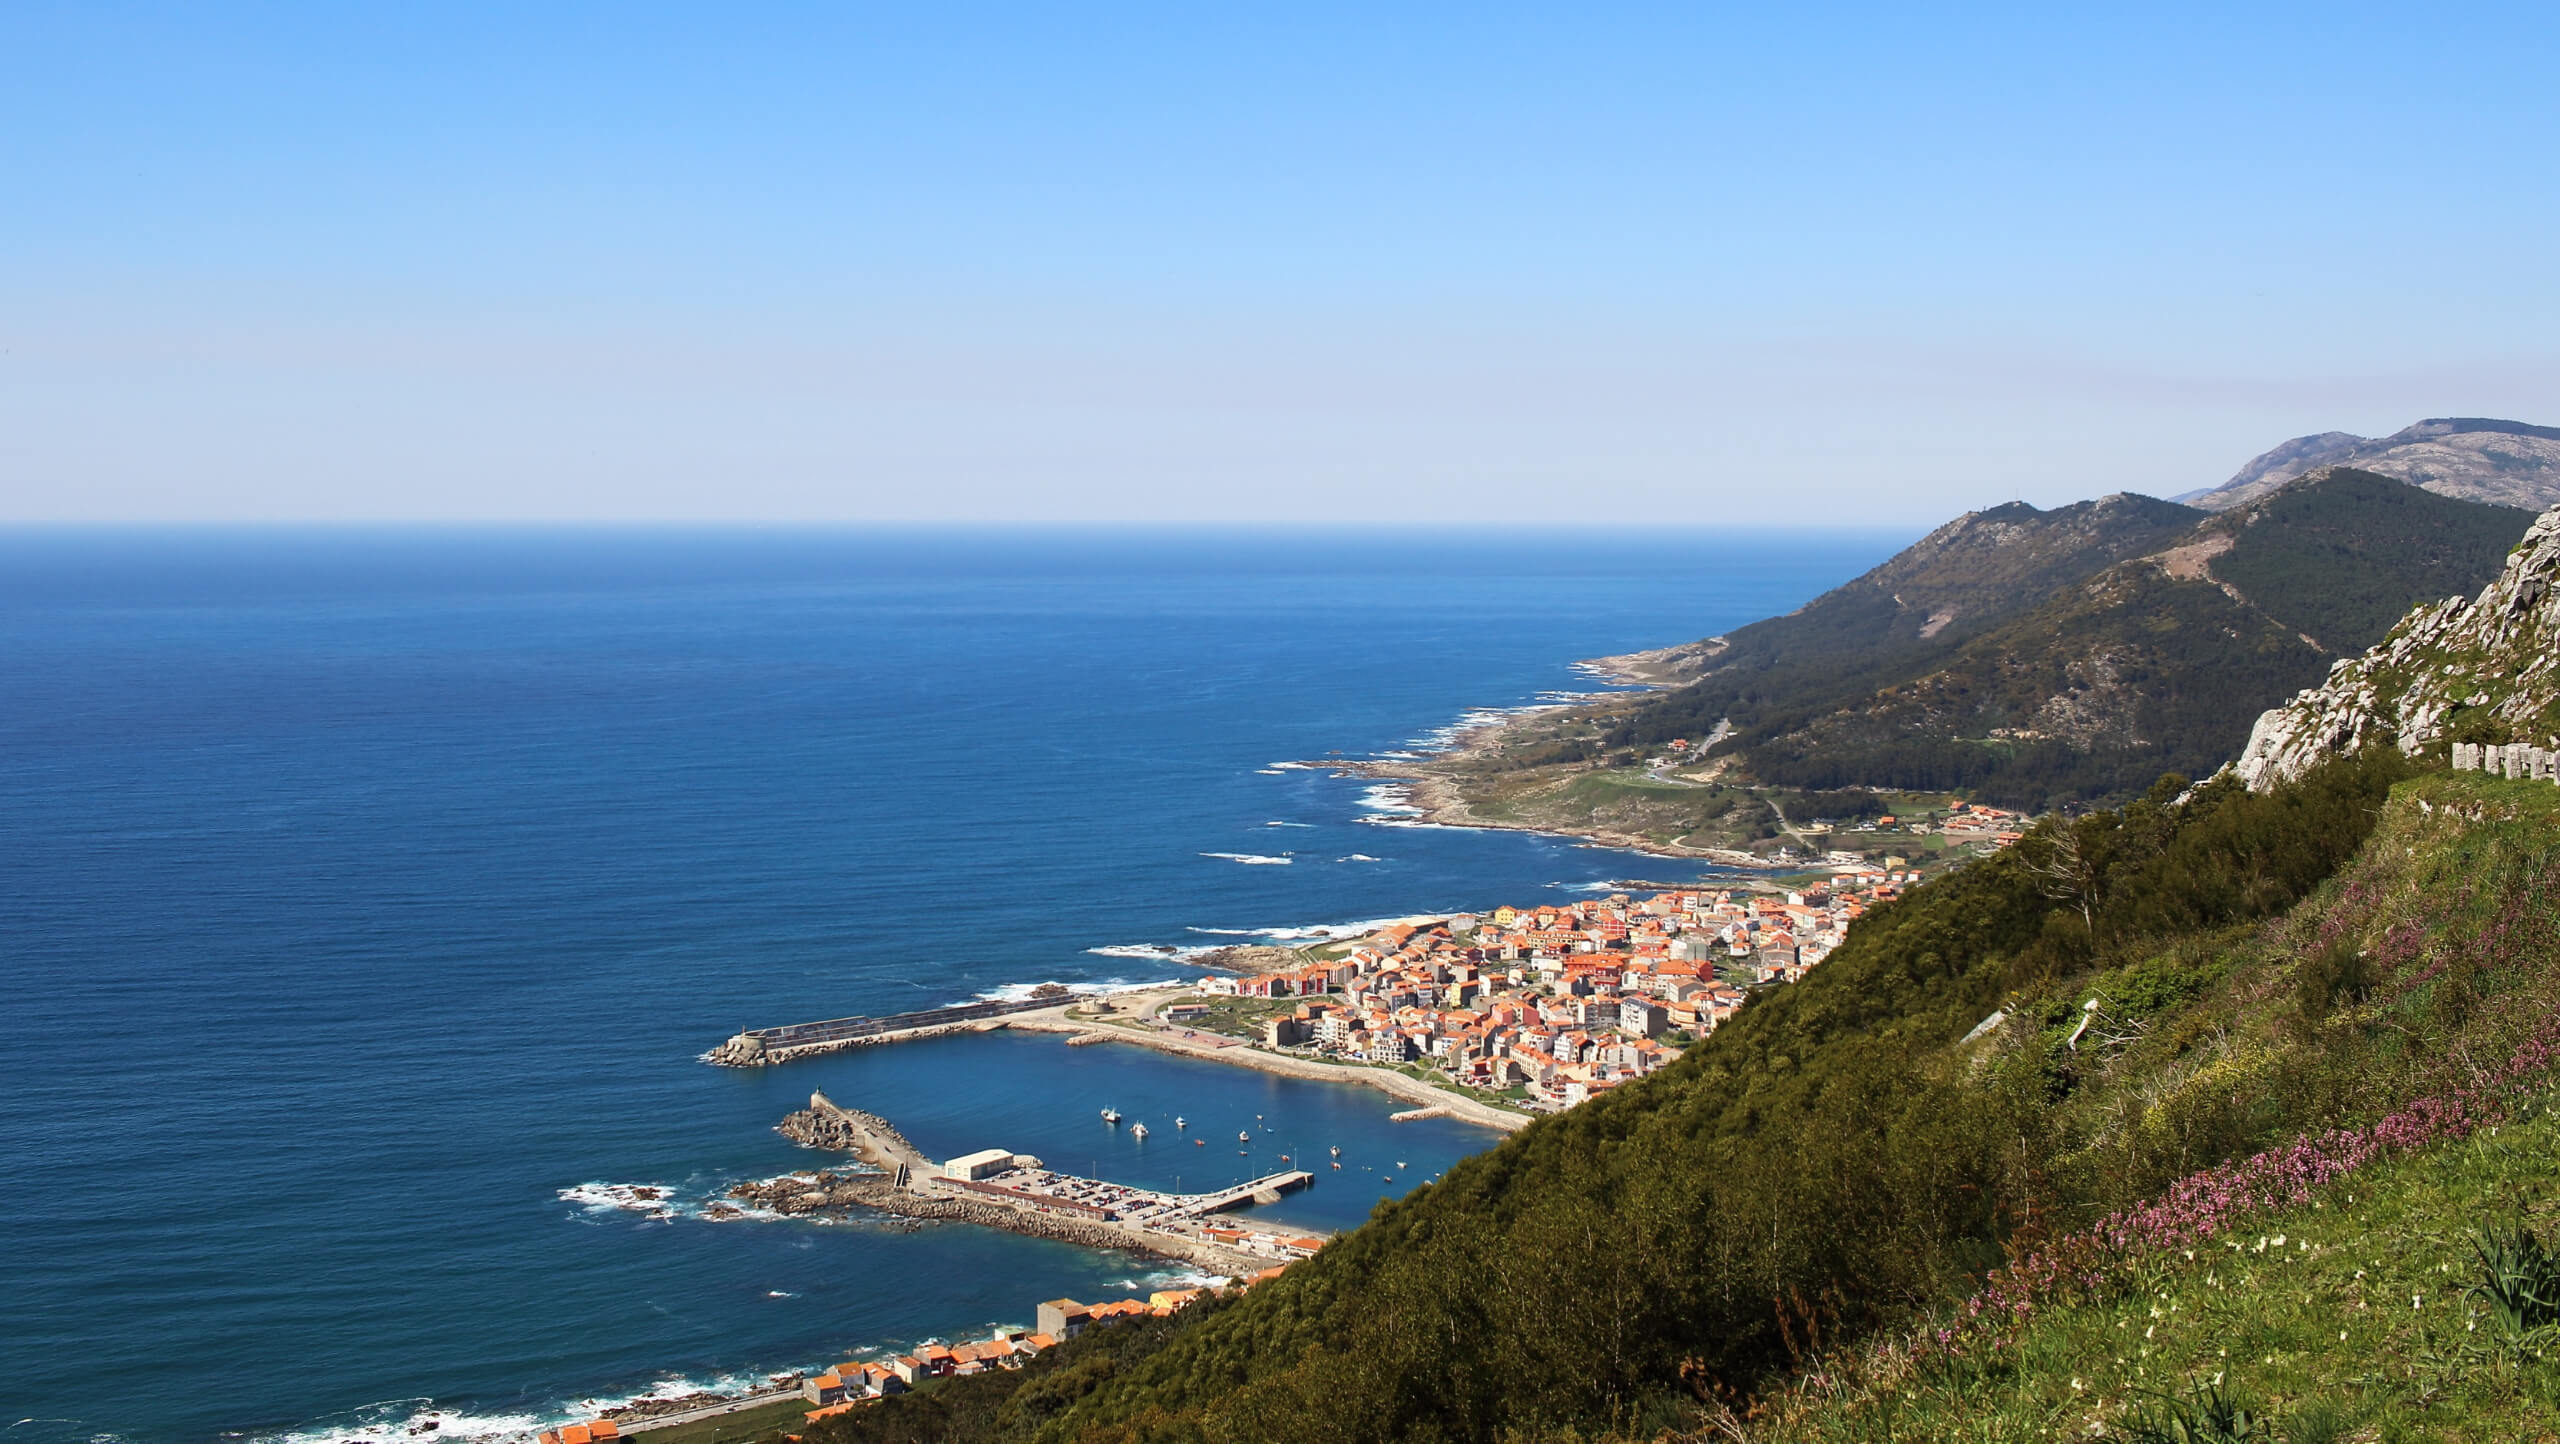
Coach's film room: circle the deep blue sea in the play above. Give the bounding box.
[0,526,1902,1444]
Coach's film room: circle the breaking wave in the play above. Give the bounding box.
[1355,783,1424,816]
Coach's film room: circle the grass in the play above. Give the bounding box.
[627,1394,812,1444]
[1158,996,1296,1039]
[1750,1093,2560,1442]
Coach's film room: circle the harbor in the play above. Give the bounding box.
[734,1091,1326,1272]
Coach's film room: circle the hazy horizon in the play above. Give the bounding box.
[5,4,2556,524]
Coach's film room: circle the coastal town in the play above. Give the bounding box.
[1165,839,2010,1109]
[793,1283,1235,1419]
[546,1277,1254,1439]
[646,798,2037,1439]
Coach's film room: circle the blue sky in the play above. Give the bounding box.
[4,3,2555,521]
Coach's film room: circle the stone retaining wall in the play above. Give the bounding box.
[2452,742,2560,781]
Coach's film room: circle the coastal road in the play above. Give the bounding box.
[621,1389,804,1436]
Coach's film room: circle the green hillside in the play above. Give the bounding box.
[1596,491,2202,758]
[1749,1093,2560,1440]
[790,759,2560,1442]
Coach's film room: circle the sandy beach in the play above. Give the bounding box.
[995,988,1533,1133]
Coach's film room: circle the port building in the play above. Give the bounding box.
[943,1148,1023,1182]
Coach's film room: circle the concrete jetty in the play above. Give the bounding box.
[708,992,1091,1066]
[745,1097,1325,1271]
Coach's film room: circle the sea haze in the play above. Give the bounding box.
[0,524,1903,1444]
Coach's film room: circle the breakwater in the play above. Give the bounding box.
[725,1170,1262,1269]
[709,993,1090,1066]
[753,1094,1322,1273]
[779,1091,926,1182]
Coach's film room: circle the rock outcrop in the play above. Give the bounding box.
[2232,504,2560,788]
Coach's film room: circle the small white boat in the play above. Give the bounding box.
[1238,1130,1250,1142]
[1130,1122,1149,1140]
[1395,1161,1407,1170]
[1102,1107,1121,1125]
[1329,1145,1340,1159]
[1175,1116,1186,1129]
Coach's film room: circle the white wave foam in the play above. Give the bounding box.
[1355,784,1424,816]
[558,1182,685,1222]
[1262,760,1319,770]
[245,1401,553,1444]
[1255,768,1288,775]
[975,976,1182,1003]
[1401,701,1577,751]
[1338,854,1381,863]
[1188,913,1442,943]
[1264,820,1314,828]
[252,1357,824,1444]
[1136,1264,1234,1291]
[768,1290,797,1298]
[1200,852,1294,865]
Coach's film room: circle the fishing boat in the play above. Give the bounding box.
[1130,1122,1149,1140]
[1237,1130,1250,1142]
[1194,1138,1205,1146]
[1101,1107,1121,1125]
[1174,1116,1186,1129]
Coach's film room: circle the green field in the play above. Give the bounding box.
[628,1395,810,1444]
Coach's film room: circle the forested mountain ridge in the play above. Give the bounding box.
[1594,490,2201,738]
[2182,415,2560,512]
[1610,468,2530,808]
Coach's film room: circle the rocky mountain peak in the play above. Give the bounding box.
[2232,504,2560,788]
[2187,417,2560,513]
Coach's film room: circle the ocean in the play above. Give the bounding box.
[0,525,1902,1444]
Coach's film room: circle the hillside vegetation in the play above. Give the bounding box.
[792,754,2560,1442]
